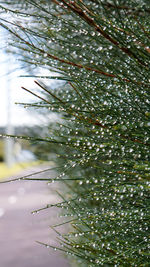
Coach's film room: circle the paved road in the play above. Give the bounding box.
[0,165,70,267]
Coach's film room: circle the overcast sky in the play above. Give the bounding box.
[0,26,61,129]
[0,46,58,127]
[0,17,41,127]
[0,46,39,126]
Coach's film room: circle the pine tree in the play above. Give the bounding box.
[0,1,150,266]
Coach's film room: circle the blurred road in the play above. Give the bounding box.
[0,165,70,267]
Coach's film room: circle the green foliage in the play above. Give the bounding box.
[0,1,150,266]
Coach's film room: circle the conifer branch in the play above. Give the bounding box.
[58,0,147,66]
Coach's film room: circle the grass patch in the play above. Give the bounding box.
[0,161,42,180]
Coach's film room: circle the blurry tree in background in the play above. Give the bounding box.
[0,1,150,266]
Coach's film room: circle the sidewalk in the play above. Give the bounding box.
[0,165,70,267]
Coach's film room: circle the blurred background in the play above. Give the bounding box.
[0,31,38,179]
[0,29,70,267]
[0,29,58,180]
